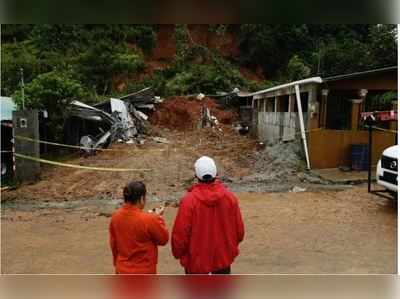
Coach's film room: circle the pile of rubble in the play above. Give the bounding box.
[226,140,333,193]
[64,87,163,153]
[150,96,237,131]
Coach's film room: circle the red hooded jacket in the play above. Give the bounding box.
[171,180,245,274]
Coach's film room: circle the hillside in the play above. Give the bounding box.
[1,24,397,103]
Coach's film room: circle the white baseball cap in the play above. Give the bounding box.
[194,156,217,180]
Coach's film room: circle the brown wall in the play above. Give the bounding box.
[308,129,396,169]
[322,71,398,90]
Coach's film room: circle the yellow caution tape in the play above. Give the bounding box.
[14,153,152,172]
[14,135,166,153]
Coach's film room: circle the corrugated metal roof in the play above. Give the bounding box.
[0,97,17,121]
[322,66,397,82]
[247,77,323,97]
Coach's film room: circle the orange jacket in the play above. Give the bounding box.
[109,204,169,274]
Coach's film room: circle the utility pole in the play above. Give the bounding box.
[316,40,322,75]
[20,67,25,110]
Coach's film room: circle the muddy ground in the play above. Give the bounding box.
[1,186,397,274]
[1,125,397,273]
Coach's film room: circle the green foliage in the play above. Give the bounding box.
[152,40,249,96]
[1,42,41,96]
[237,24,311,76]
[30,25,84,54]
[127,25,156,54]
[29,25,156,54]
[76,42,145,95]
[237,24,397,78]
[174,25,191,62]
[163,62,245,96]
[368,91,398,111]
[1,24,34,42]
[12,70,87,141]
[13,70,86,110]
[1,24,397,108]
[208,25,229,36]
[286,55,311,81]
[313,38,371,76]
[368,25,398,68]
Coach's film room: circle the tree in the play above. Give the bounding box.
[12,70,86,140]
[286,55,311,81]
[368,24,397,68]
[1,42,40,96]
[76,42,145,95]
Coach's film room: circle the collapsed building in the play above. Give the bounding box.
[63,87,163,153]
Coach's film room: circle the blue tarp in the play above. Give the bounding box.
[0,97,17,121]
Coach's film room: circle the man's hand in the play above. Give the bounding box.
[148,206,165,215]
[155,206,165,215]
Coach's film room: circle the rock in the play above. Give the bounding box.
[221,176,234,183]
[98,212,112,217]
[152,137,170,144]
[291,186,306,193]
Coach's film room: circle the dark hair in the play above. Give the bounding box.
[123,181,146,203]
[199,174,216,184]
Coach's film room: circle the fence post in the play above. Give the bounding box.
[367,124,373,193]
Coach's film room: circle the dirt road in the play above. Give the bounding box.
[1,186,396,274]
[1,125,397,274]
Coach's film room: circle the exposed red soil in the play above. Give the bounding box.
[149,97,237,130]
[150,25,241,61]
[151,25,177,60]
[114,25,264,93]
[240,66,266,82]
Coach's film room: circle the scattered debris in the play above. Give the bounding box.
[291,186,307,192]
[201,106,222,132]
[98,212,112,217]
[196,93,205,100]
[233,123,250,135]
[151,137,170,144]
[339,165,352,172]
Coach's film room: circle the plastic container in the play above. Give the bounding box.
[351,144,369,171]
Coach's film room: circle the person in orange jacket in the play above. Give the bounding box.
[109,181,169,274]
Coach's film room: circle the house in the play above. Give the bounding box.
[247,66,398,169]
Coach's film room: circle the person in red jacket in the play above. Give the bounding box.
[109,181,169,274]
[171,156,245,274]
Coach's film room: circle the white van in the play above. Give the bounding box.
[376,145,398,193]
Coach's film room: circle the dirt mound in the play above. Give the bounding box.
[150,97,237,130]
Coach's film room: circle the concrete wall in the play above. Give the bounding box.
[252,82,318,144]
[308,129,396,169]
[12,110,40,182]
[257,112,310,143]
